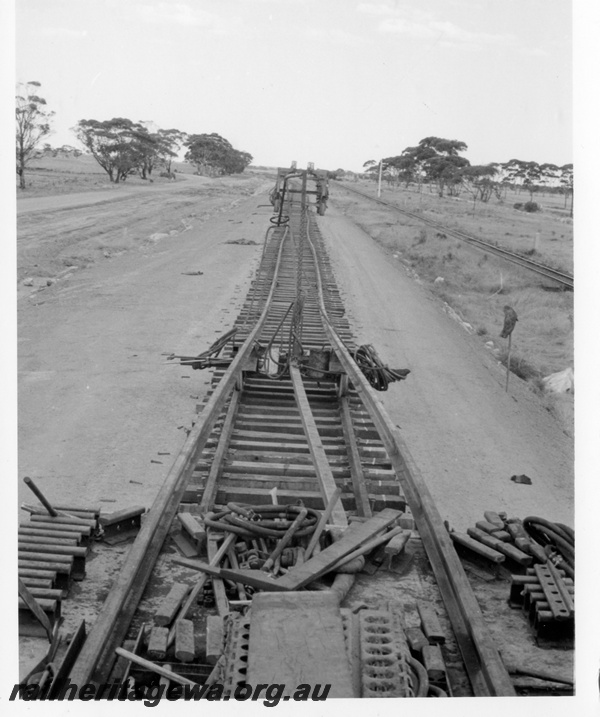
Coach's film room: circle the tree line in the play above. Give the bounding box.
[16,81,253,189]
[358,136,573,213]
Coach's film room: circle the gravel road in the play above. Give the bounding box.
[14,178,574,682]
[17,179,573,529]
[18,180,268,512]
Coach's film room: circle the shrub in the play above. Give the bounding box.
[414,228,427,244]
[498,349,541,381]
[513,201,540,213]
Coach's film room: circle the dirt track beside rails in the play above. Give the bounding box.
[17,174,573,532]
[16,175,574,681]
[17,176,270,512]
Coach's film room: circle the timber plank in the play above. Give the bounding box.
[228,451,348,465]
[174,561,287,592]
[225,460,350,476]
[174,619,195,663]
[147,626,169,661]
[339,395,372,518]
[154,583,190,627]
[289,364,347,526]
[206,615,224,664]
[276,508,401,590]
[232,429,341,443]
[417,600,445,645]
[207,535,229,616]
[229,439,346,455]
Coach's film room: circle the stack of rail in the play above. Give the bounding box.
[19,500,97,636]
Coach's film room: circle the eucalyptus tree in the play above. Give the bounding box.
[16,81,54,189]
[73,118,151,183]
[184,133,252,176]
[397,137,470,196]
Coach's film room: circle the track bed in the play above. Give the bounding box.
[23,173,573,699]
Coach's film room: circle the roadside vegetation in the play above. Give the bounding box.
[332,135,572,398]
[16,81,253,191]
[356,136,573,218]
[15,81,55,190]
[334,181,573,396]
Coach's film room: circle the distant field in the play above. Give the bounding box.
[333,179,574,430]
[17,155,207,197]
[348,179,573,273]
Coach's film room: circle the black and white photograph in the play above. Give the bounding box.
[3,0,598,711]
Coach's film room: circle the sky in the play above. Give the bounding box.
[13,0,574,172]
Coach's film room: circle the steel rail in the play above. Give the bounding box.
[69,227,290,686]
[68,193,513,694]
[335,182,573,290]
[304,213,515,696]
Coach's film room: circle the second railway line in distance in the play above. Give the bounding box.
[334,182,573,291]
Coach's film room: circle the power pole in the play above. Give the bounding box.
[377,159,383,198]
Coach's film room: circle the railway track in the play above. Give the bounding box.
[59,171,524,697]
[334,182,574,290]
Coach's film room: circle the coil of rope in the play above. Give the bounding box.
[523,516,574,579]
[353,344,410,391]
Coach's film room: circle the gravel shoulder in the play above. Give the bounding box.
[18,179,270,511]
[14,178,574,683]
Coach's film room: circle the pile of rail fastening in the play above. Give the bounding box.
[19,167,574,700]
